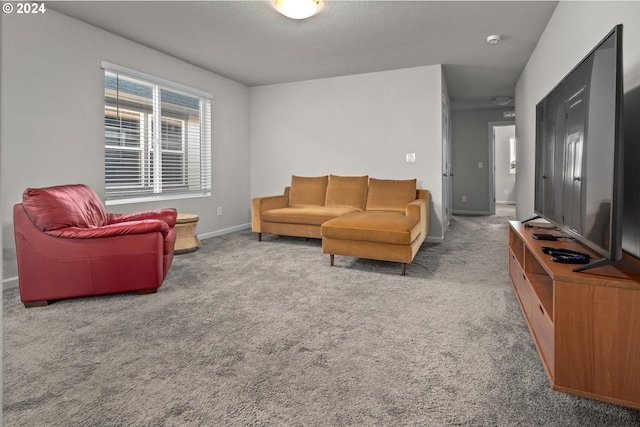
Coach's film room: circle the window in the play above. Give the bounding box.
[103,62,212,204]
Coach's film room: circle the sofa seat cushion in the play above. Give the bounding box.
[262,206,359,226]
[321,211,420,245]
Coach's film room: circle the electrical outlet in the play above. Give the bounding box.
[217,207,223,216]
[462,195,467,202]
[478,162,483,168]
[406,153,416,163]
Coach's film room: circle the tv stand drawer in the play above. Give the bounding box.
[529,297,554,375]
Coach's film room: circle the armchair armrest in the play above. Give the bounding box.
[45,219,170,239]
[107,208,177,227]
[251,194,289,233]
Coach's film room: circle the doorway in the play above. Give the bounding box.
[489,121,516,215]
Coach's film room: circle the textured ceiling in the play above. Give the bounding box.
[49,1,558,109]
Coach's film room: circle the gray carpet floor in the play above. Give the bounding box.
[3,206,640,426]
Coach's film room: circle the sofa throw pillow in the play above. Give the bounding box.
[365,178,417,212]
[289,175,329,206]
[325,175,369,211]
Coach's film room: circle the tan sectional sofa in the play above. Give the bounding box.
[251,175,429,274]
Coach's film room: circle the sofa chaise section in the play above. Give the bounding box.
[322,181,429,275]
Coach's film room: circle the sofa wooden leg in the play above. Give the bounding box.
[258,232,262,241]
[24,300,49,308]
[137,288,158,295]
[330,254,335,266]
[401,263,407,276]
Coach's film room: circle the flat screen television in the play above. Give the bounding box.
[533,24,638,273]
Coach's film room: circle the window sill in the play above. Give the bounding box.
[105,192,211,206]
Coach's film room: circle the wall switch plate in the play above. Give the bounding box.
[217,207,223,216]
[462,195,467,202]
[406,153,416,163]
[478,162,483,168]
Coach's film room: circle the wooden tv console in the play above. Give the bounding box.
[508,221,640,409]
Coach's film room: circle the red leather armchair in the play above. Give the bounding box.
[13,184,178,307]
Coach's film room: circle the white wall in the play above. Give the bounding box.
[1,10,251,286]
[250,65,446,239]
[515,1,640,220]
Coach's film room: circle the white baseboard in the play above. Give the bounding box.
[425,236,444,244]
[3,276,18,290]
[197,223,251,240]
[452,210,491,215]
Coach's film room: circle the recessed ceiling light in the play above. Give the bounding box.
[486,35,502,45]
[275,0,320,20]
[492,96,513,106]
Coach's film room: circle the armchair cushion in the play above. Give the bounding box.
[22,184,107,231]
[107,208,178,228]
[46,220,170,239]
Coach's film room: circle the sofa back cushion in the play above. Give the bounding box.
[289,175,329,206]
[366,178,417,212]
[325,175,369,211]
[22,184,108,231]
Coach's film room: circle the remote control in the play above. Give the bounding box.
[533,233,558,241]
[550,254,590,264]
[541,246,590,258]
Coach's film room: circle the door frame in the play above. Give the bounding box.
[488,120,516,215]
[442,94,452,230]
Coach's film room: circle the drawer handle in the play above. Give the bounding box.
[539,304,544,315]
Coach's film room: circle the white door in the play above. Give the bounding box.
[442,95,452,229]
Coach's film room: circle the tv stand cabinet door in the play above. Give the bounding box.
[554,280,640,407]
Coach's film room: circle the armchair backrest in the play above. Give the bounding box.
[21,184,107,231]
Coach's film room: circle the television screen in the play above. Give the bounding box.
[534,25,625,267]
[623,75,640,259]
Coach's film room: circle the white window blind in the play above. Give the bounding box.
[103,62,212,204]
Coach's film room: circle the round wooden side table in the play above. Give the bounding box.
[174,213,200,254]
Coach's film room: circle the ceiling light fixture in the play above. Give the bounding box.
[492,96,513,106]
[486,35,502,45]
[275,0,320,20]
